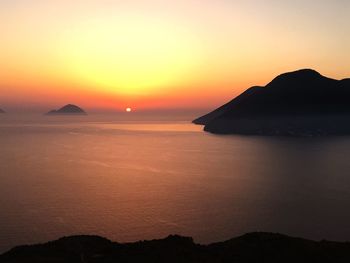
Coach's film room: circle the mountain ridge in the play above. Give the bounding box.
[2,232,350,262]
[194,69,350,136]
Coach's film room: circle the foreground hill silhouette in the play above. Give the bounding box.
[194,69,350,136]
[47,104,87,115]
[1,232,350,262]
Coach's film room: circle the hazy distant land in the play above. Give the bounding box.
[194,69,350,136]
[46,104,87,115]
[2,232,350,263]
[0,108,5,113]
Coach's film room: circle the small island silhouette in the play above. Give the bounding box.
[2,232,350,262]
[46,104,87,115]
[194,69,350,136]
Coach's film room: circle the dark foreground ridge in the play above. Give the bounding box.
[194,69,350,136]
[2,232,350,262]
[47,104,87,115]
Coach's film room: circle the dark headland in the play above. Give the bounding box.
[46,104,87,115]
[0,108,5,113]
[1,232,350,262]
[194,69,350,136]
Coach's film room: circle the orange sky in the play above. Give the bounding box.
[1,0,349,112]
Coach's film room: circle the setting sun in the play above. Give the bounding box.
[126,107,132,112]
[1,0,349,111]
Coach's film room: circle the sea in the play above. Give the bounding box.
[1,112,350,252]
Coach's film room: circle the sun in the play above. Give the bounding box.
[126,107,132,112]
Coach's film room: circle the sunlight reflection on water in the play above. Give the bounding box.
[1,113,350,252]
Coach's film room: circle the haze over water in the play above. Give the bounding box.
[1,113,350,252]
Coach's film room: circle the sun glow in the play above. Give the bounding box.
[59,15,202,96]
[2,1,350,111]
[126,107,132,112]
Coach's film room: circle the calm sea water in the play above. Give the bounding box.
[1,113,350,252]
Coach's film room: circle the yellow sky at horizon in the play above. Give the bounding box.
[1,0,349,111]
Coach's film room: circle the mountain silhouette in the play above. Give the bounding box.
[0,109,5,113]
[194,69,350,136]
[47,104,87,115]
[2,232,350,262]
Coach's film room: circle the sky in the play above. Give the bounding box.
[1,0,349,112]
